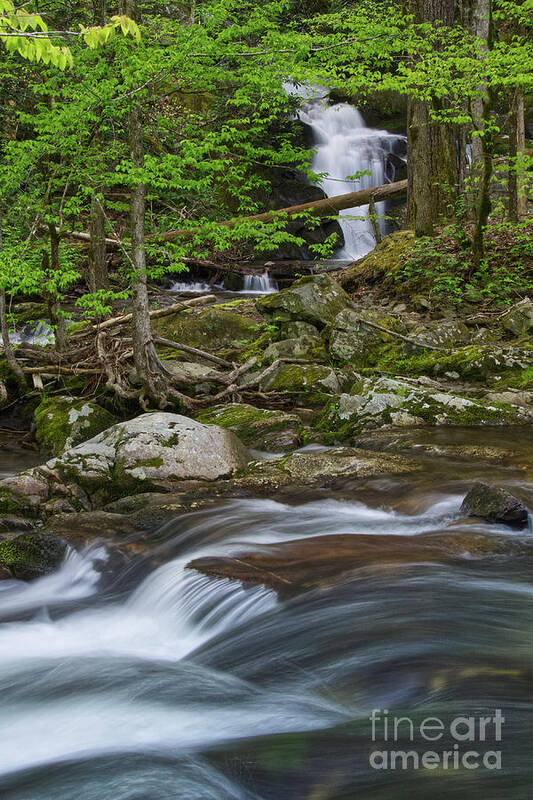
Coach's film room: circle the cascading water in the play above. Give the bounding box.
[290,85,405,260]
[242,271,278,294]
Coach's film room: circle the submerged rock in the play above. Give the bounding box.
[196,403,303,452]
[188,530,520,597]
[256,273,351,327]
[34,395,117,456]
[0,531,67,581]
[461,483,529,528]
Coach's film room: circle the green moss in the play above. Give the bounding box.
[133,456,164,468]
[152,306,258,353]
[264,364,337,393]
[34,396,117,456]
[339,231,415,292]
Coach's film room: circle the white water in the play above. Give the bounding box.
[290,85,405,260]
[242,271,278,294]
[170,279,214,293]
[9,320,54,347]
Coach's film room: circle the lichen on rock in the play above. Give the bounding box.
[34,396,117,456]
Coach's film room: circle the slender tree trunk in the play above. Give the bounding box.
[508,86,526,222]
[0,215,26,389]
[472,92,494,266]
[88,192,108,292]
[47,225,67,352]
[93,0,106,25]
[407,0,458,236]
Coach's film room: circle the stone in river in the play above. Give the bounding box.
[461,482,529,528]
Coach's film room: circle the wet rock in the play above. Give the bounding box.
[262,335,327,364]
[196,403,302,452]
[188,530,519,597]
[0,472,49,516]
[0,531,67,581]
[237,447,421,493]
[34,395,117,456]
[262,363,341,393]
[256,274,351,328]
[501,299,533,337]
[461,482,529,528]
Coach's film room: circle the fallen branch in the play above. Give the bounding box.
[152,336,232,368]
[349,306,445,351]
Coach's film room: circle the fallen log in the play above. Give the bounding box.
[57,180,408,248]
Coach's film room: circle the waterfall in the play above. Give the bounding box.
[242,271,278,294]
[290,85,405,260]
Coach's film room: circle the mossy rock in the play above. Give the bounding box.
[339,230,415,292]
[262,363,341,393]
[0,531,67,580]
[327,308,403,366]
[262,335,328,365]
[152,306,259,354]
[197,403,303,451]
[256,273,351,328]
[34,396,118,456]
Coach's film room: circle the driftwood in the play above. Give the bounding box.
[152,336,232,368]
[56,180,408,248]
[349,307,444,352]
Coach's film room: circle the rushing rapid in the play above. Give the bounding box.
[1,440,533,800]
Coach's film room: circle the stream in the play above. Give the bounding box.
[0,428,532,798]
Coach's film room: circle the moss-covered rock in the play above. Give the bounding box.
[501,299,533,337]
[320,376,533,441]
[0,531,67,580]
[327,308,403,365]
[197,403,303,451]
[152,305,259,354]
[262,363,341,393]
[279,321,319,339]
[339,230,415,292]
[34,396,118,456]
[256,273,351,328]
[262,335,327,364]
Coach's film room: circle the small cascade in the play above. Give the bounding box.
[170,279,215,293]
[242,270,278,294]
[10,320,54,347]
[288,85,405,260]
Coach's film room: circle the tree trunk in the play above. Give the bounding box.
[472,92,494,266]
[407,0,458,236]
[0,216,26,389]
[88,191,108,292]
[508,86,526,223]
[47,225,67,352]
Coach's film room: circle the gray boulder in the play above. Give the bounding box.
[501,299,533,337]
[256,274,351,327]
[0,413,251,515]
[262,335,327,364]
[461,482,529,528]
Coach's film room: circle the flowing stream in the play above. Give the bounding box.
[1,428,533,798]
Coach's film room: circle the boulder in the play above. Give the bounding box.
[0,413,251,514]
[34,396,118,456]
[152,304,259,354]
[262,363,341,393]
[196,403,303,451]
[501,299,533,337]
[327,308,402,365]
[262,335,327,364]
[0,531,67,581]
[280,321,319,339]
[461,482,529,528]
[404,319,469,351]
[256,274,351,328]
